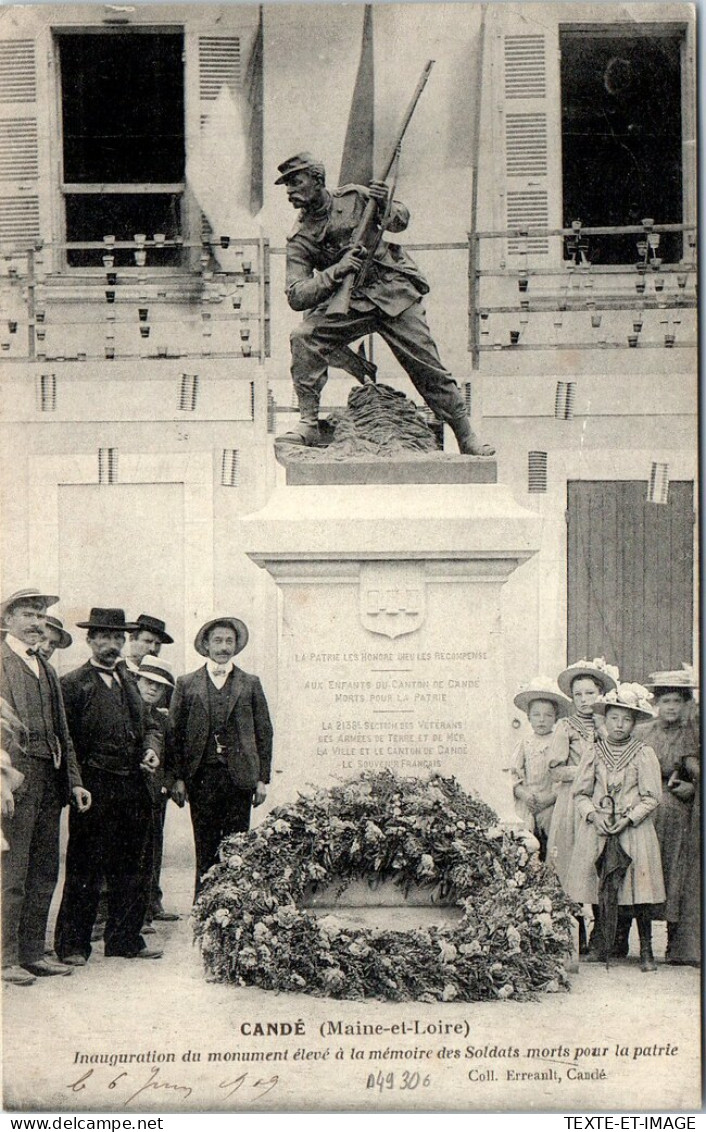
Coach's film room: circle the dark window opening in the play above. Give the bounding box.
[64,195,182,267]
[560,30,683,265]
[58,32,185,267]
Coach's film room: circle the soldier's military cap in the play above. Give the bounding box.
[275,152,325,184]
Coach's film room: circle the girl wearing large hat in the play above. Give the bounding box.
[565,684,665,971]
[546,658,619,901]
[638,665,700,966]
[510,677,571,859]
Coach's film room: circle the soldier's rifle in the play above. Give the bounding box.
[326,59,435,319]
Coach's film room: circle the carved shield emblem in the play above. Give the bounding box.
[360,564,426,639]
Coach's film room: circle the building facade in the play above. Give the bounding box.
[0,2,697,755]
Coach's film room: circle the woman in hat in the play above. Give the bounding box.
[566,684,665,971]
[510,677,571,859]
[667,719,700,967]
[638,667,700,963]
[546,658,619,898]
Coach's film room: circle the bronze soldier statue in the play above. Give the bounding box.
[275,152,494,456]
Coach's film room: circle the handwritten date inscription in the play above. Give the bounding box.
[67,1067,279,1106]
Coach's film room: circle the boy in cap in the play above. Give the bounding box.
[275,152,494,456]
[135,655,178,928]
[38,615,72,663]
[167,617,273,895]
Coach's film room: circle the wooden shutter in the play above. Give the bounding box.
[567,481,695,680]
[503,33,550,257]
[184,28,244,256]
[197,36,242,102]
[487,9,564,266]
[0,36,44,247]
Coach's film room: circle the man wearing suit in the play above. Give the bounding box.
[54,608,163,964]
[167,617,273,894]
[0,588,91,985]
[125,613,173,674]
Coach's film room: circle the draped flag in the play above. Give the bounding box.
[246,6,264,214]
[338,5,374,186]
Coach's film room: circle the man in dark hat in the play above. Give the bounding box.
[54,608,164,964]
[125,613,173,675]
[0,589,91,985]
[166,617,273,894]
[274,152,494,456]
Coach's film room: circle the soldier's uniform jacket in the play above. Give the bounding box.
[285,185,430,317]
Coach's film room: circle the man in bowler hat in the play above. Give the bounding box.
[125,613,173,674]
[275,152,494,456]
[54,608,163,963]
[0,589,90,985]
[167,617,273,894]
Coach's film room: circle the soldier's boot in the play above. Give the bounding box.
[275,393,330,447]
[449,414,495,457]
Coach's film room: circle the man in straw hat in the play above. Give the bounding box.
[54,608,164,965]
[0,589,91,985]
[166,616,273,895]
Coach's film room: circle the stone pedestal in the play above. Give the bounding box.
[243,482,541,821]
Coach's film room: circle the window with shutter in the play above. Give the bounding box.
[0,38,44,247]
[502,31,556,261]
[560,27,685,265]
[188,33,243,242]
[56,30,186,268]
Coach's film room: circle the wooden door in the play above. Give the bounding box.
[566,480,694,681]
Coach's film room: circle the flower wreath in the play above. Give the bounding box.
[193,771,574,1002]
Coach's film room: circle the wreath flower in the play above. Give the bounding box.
[192,770,574,1002]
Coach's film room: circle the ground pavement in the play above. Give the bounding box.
[2,806,701,1114]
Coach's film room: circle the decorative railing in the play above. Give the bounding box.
[468,221,697,367]
[0,236,270,363]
